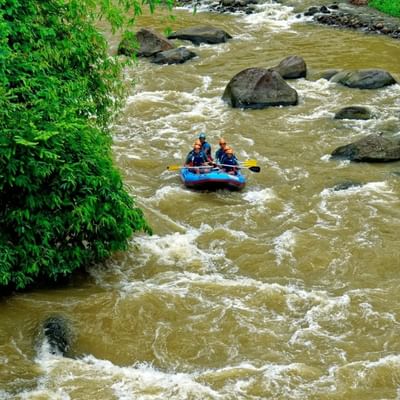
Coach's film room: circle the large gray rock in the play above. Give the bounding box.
[222,68,298,109]
[272,55,307,79]
[330,69,397,89]
[331,133,400,162]
[118,28,174,57]
[168,25,232,45]
[151,47,197,64]
[42,316,71,356]
[334,106,372,120]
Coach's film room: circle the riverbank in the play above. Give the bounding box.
[176,0,400,40]
[300,2,400,40]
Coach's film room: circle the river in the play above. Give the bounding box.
[1,1,400,399]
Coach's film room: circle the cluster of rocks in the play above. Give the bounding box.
[118,26,232,65]
[118,23,400,163]
[222,55,306,109]
[208,0,261,15]
[175,0,261,15]
[302,2,400,39]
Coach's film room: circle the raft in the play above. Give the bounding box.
[180,167,246,191]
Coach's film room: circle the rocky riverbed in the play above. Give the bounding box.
[176,0,400,39]
[300,2,400,40]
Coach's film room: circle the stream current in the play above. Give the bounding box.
[1,2,400,399]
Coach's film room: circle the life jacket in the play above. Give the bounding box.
[215,148,226,163]
[201,142,213,161]
[186,150,207,166]
[222,155,239,173]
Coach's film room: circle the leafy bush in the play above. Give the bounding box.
[0,0,172,289]
[369,0,400,17]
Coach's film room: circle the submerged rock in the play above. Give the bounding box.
[222,68,298,109]
[334,106,372,120]
[330,69,397,89]
[332,181,363,191]
[168,25,232,45]
[331,133,400,162]
[151,47,197,64]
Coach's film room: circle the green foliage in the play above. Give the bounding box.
[0,0,173,289]
[369,0,400,17]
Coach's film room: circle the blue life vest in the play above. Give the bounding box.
[185,150,207,166]
[215,148,225,163]
[201,142,212,160]
[221,155,239,173]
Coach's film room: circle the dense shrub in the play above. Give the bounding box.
[0,0,172,289]
[369,0,400,17]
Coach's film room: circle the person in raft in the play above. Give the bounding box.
[215,137,228,164]
[221,146,239,175]
[198,132,213,162]
[185,143,209,173]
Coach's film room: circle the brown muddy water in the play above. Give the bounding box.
[1,2,400,399]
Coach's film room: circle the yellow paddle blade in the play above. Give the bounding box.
[242,160,257,167]
[166,165,182,171]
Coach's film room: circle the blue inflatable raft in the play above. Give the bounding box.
[180,167,246,191]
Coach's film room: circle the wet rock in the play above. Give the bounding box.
[310,3,400,40]
[320,5,330,13]
[332,181,363,191]
[42,316,71,356]
[222,68,298,109]
[334,106,372,120]
[321,69,341,80]
[272,55,307,79]
[151,47,197,64]
[330,69,397,89]
[168,25,232,45]
[304,6,319,16]
[118,28,174,57]
[331,133,400,162]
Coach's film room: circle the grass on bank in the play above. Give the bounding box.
[369,0,400,17]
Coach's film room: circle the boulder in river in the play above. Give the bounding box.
[334,106,372,120]
[331,133,400,162]
[168,25,232,45]
[321,69,341,81]
[330,69,397,89]
[151,47,197,64]
[222,68,298,109]
[118,28,174,57]
[42,316,71,356]
[271,55,307,79]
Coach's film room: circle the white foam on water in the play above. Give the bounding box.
[322,181,392,198]
[317,181,393,220]
[131,226,219,269]
[287,293,352,349]
[126,91,169,105]
[271,229,297,266]
[242,1,297,30]
[150,184,190,203]
[242,188,276,205]
[30,352,221,400]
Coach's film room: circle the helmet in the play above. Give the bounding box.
[199,132,206,139]
[225,147,233,155]
[219,137,226,145]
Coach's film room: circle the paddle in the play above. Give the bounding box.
[216,163,261,173]
[166,163,260,173]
